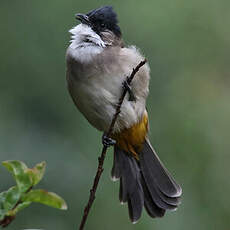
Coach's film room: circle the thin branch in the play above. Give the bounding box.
[79,59,147,230]
[0,215,15,228]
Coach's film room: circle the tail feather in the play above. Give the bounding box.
[140,139,182,198]
[113,146,144,222]
[141,167,178,210]
[111,147,122,181]
[140,175,166,218]
[128,158,144,223]
[112,140,182,223]
[155,188,181,206]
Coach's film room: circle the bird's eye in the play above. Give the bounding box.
[85,38,91,43]
[100,23,106,28]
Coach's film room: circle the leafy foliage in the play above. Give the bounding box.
[22,190,67,210]
[2,161,32,193]
[0,187,21,221]
[0,161,67,228]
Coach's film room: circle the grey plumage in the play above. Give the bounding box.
[112,146,144,222]
[66,6,182,223]
[111,140,182,222]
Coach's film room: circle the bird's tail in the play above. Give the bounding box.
[111,139,182,223]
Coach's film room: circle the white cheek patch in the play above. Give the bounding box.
[69,24,105,49]
[68,24,106,63]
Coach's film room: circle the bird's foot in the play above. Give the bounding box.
[123,79,136,102]
[102,133,116,147]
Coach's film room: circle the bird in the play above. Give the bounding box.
[66,6,182,223]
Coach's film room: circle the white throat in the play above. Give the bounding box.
[68,24,105,63]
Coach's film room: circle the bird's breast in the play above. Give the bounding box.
[68,67,124,132]
[66,46,148,133]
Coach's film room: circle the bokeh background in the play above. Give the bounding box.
[0,0,230,229]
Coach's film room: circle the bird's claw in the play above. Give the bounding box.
[102,134,116,147]
[123,79,136,102]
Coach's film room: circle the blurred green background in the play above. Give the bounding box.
[0,0,230,229]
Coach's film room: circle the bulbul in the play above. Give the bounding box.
[66,6,182,223]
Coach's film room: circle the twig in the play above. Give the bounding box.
[79,59,147,230]
[0,215,15,228]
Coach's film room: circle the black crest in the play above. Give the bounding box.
[87,6,121,37]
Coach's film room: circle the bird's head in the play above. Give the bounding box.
[69,6,122,49]
[76,6,121,38]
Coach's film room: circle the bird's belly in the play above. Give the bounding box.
[71,79,119,132]
[70,73,143,133]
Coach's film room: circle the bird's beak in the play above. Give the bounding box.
[75,13,90,25]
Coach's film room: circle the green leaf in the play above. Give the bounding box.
[0,186,21,220]
[0,200,6,221]
[7,201,31,217]
[2,161,32,192]
[0,213,5,222]
[25,161,46,186]
[0,191,7,220]
[2,160,27,174]
[22,189,67,210]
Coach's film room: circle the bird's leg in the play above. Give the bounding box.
[102,133,116,147]
[123,79,136,102]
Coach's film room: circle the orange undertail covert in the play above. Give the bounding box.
[112,111,148,159]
